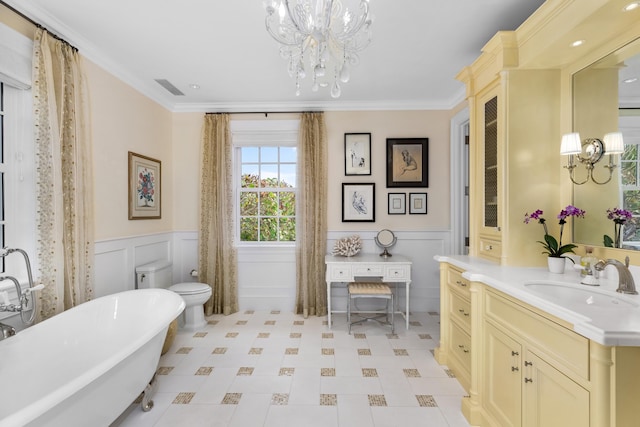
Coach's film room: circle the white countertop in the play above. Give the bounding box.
[434,255,640,347]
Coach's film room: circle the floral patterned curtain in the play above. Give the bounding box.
[199,113,238,315]
[295,112,328,317]
[32,28,94,319]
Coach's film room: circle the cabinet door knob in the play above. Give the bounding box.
[511,366,519,372]
[485,245,493,250]
[524,378,533,383]
[524,361,532,366]
[511,351,519,356]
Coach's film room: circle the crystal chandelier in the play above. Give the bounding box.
[264,0,373,98]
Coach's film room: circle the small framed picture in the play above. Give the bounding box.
[409,193,427,214]
[342,183,375,222]
[386,138,428,188]
[128,151,161,219]
[388,193,406,215]
[345,133,371,176]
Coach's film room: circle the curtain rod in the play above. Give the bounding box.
[208,111,320,117]
[0,1,78,51]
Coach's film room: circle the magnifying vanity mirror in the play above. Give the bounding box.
[374,229,397,257]
[572,37,640,250]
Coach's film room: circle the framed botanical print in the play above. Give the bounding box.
[345,133,371,175]
[409,192,427,214]
[386,138,428,188]
[388,193,406,215]
[128,151,161,219]
[342,183,375,222]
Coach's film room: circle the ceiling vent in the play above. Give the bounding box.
[154,79,184,96]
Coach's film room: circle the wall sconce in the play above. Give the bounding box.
[560,132,624,185]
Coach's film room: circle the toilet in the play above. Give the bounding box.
[135,260,212,331]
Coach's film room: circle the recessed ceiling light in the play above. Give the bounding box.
[623,2,639,11]
[571,40,585,47]
[188,84,200,90]
[623,77,639,83]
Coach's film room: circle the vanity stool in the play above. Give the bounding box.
[347,282,394,334]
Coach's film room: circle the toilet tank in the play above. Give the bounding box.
[135,260,173,289]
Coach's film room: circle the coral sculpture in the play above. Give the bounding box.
[332,235,362,257]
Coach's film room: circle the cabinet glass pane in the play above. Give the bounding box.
[484,96,498,228]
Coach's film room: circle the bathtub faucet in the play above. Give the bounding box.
[0,275,25,312]
[0,247,42,325]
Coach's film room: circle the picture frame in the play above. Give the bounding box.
[344,133,371,175]
[342,183,375,222]
[388,193,406,215]
[128,151,161,220]
[386,138,428,188]
[409,192,427,214]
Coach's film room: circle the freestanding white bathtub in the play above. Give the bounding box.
[0,289,185,427]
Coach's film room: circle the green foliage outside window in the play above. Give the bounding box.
[240,174,296,242]
[621,144,640,241]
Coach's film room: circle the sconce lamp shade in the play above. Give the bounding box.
[603,132,625,154]
[560,133,582,155]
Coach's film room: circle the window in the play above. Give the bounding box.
[232,120,299,244]
[621,142,640,242]
[0,83,5,270]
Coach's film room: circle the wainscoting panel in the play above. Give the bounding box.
[94,229,452,314]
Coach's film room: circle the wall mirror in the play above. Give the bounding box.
[573,37,640,250]
[374,229,396,257]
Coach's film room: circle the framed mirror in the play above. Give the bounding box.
[572,37,640,250]
[374,229,397,257]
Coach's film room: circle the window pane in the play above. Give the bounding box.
[261,164,278,186]
[261,146,278,162]
[241,146,259,163]
[623,190,640,214]
[260,217,278,241]
[240,192,257,216]
[624,217,640,242]
[240,217,258,241]
[241,167,259,188]
[279,218,296,241]
[280,147,297,162]
[279,192,296,216]
[280,164,296,188]
[622,161,636,186]
[259,191,278,215]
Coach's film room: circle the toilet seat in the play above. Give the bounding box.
[170,282,210,295]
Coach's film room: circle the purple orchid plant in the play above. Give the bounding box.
[524,205,586,258]
[605,207,633,248]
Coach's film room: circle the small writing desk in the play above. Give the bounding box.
[325,254,412,329]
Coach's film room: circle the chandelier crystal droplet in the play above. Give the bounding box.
[264,0,373,98]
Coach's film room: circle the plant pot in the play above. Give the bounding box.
[547,257,565,274]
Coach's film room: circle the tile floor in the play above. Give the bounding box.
[111,310,471,427]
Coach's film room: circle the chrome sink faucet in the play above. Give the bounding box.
[594,257,638,295]
[0,322,16,340]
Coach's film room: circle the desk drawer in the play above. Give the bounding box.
[385,266,409,280]
[352,264,384,276]
[328,265,352,281]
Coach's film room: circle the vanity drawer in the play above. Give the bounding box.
[485,290,589,380]
[449,290,471,330]
[479,237,502,262]
[328,265,352,281]
[352,264,384,276]
[385,266,409,280]
[448,319,472,390]
[447,266,470,296]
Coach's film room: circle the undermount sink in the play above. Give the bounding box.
[523,282,639,308]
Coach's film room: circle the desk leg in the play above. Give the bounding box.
[406,280,411,330]
[326,280,332,329]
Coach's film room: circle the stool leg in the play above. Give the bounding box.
[347,293,351,334]
[391,293,395,335]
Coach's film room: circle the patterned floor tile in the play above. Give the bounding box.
[320,394,337,406]
[290,332,302,338]
[293,320,304,325]
[358,348,372,356]
[362,368,378,377]
[353,333,367,339]
[236,320,248,325]
[419,333,432,339]
[195,367,213,376]
[249,347,263,355]
[322,333,334,339]
[222,393,242,404]
[193,332,208,338]
[271,310,280,314]
[157,366,174,375]
[176,347,193,354]
[428,311,439,316]
[212,347,228,354]
[445,369,456,378]
[285,348,299,355]
[321,368,336,377]
[403,368,421,378]
[368,395,388,406]
[244,310,254,314]
[258,332,270,338]
[386,333,399,339]
[321,348,335,355]
[393,349,409,356]
[237,367,254,376]
[279,367,295,376]
[409,321,422,326]
[416,395,438,407]
[225,332,239,338]
[271,393,289,405]
[207,320,219,325]
[265,320,276,325]
[173,392,195,404]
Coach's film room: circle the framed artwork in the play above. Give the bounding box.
[128,151,161,219]
[342,183,375,222]
[386,138,428,188]
[409,192,427,214]
[388,193,406,215]
[345,133,371,175]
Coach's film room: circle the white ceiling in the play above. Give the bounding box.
[4,0,547,112]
